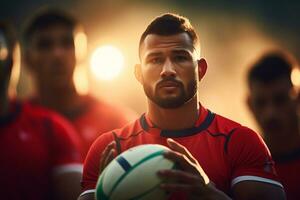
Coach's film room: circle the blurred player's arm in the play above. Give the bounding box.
[48,114,84,200]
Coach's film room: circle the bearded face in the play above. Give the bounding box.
[138,33,200,109]
[143,76,198,108]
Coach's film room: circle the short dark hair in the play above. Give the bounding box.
[247,51,294,87]
[22,8,78,45]
[139,13,200,57]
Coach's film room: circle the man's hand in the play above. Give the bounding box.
[99,141,117,173]
[78,141,117,200]
[158,138,231,200]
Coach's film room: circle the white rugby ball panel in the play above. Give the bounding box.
[119,144,170,166]
[111,152,174,199]
[102,159,126,195]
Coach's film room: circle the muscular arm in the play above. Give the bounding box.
[202,180,286,200]
[233,181,286,200]
[76,176,286,200]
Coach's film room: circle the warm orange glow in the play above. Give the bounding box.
[291,67,300,88]
[73,64,89,95]
[0,48,8,60]
[9,44,21,97]
[90,45,124,80]
[74,28,87,62]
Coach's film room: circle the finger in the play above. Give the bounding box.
[103,148,116,168]
[166,138,195,162]
[163,150,193,170]
[166,138,187,154]
[157,169,200,184]
[100,142,115,165]
[99,141,116,172]
[160,183,202,195]
[163,150,210,184]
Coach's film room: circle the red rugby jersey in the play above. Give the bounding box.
[81,105,282,198]
[30,95,137,158]
[71,95,137,157]
[0,101,82,200]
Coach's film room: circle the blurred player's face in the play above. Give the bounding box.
[26,24,76,90]
[137,33,204,108]
[248,78,299,137]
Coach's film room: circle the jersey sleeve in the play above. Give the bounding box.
[80,132,115,194]
[44,113,83,174]
[227,126,283,188]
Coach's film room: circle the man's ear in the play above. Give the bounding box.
[134,64,143,84]
[197,58,207,81]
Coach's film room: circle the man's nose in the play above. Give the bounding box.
[160,58,176,78]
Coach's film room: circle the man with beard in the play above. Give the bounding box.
[246,51,300,199]
[79,13,286,200]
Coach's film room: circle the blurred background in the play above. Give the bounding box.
[1,0,300,133]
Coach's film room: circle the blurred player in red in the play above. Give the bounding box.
[22,8,137,158]
[0,21,82,200]
[79,13,286,200]
[246,51,300,199]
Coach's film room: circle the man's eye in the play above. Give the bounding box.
[174,55,188,62]
[149,58,163,64]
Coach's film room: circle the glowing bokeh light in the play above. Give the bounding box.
[291,67,300,87]
[73,64,89,95]
[90,45,124,81]
[74,29,87,62]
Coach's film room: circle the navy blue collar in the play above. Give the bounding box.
[140,109,215,138]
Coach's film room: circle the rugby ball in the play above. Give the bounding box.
[96,144,176,200]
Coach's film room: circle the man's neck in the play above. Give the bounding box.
[146,97,199,130]
[35,84,82,116]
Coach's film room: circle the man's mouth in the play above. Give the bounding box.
[158,81,181,88]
